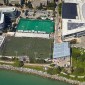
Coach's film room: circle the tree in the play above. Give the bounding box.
[70,67,74,73]
[47,68,53,75]
[74,67,84,75]
[70,39,77,44]
[0,57,11,61]
[29,57,36,63]
[4,0,9,5]
[15,3,21,7]
[47,0,50,5]
[14,60,24,67]
[47,1,56,10]
[36,59,45,64]
[58,3,62,15]
[21,0,25,6]
[27,1,33,8]
[39,3,43,9]
[37,17,41,19]
[47,67,62,75]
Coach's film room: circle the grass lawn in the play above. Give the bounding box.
[58,3,62,15]
[72,47,85,75]
[0,62,13,65]
[23,65,44,71]
[72,47,85,68]
[1,37,53,59]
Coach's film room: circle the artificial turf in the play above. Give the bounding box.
[1,37,53,59]
[17,18,54,34]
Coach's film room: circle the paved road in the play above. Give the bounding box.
[54,5,62,43]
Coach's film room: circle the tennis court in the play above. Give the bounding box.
[17,18,54,34]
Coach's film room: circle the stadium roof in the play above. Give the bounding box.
[0,12,4,24]
[62,3,77,19]
[53,42,70,58]
[17,18,54,34]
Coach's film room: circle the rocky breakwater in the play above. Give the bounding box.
[0,64,84,85]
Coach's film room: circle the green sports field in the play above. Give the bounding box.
[1,37,53,59]
[17,18,54,34]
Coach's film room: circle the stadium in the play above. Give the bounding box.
[0,7,55,59]
[0,17,54,59]
[15,18,55,38]
[62,0,85,40]
[0,37,53,59]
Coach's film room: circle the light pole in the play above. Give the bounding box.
[34,52,37,59]
[15,51,18,57]
[26,44,31,57]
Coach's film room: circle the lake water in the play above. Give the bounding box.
[0,70,72,85]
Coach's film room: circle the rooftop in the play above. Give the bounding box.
[0,12,4,24]
[0,7,15,12]
[82,3,85,19]
[68,22,85,30]
[62,1,85,37]
[62,3,77,19]
[53,42,70,58]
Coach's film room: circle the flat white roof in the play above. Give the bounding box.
[0,12,4,23]
[82,3,85,19]
[62,19,85,36]
[64,0,82,3]
[53,42,70,58]
[0,7,16,12]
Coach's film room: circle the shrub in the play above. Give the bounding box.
[58,3,62,15]
[14,60,24,67]
[50,64,55,67]
[73,67,84,75]
[0,57,11,61]
[70,39,77,44]
[29,57,36,63]
[47,67,62,75]
[36,59,45,64]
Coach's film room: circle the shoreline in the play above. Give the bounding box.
[0,64,83,85]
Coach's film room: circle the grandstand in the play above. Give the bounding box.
[15,18,54,38]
